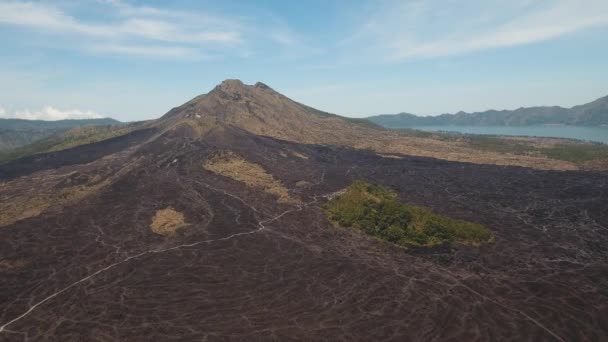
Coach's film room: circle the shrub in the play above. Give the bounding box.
[324,181,493,247]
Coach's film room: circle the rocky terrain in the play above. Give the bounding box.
[0,80,606,341]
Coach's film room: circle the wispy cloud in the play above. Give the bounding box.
[0,2,109,36]
[270,31,297,47]
[0,1,245,59]
[0,1,321,60]
[87,43,206,60]
[348,0,608,61]
[0,105,105,120]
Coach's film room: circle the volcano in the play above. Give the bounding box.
[157,79,383,143]
[0,80,606,341]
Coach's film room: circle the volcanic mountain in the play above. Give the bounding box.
[156,79,382,144]
[0,80,607,341]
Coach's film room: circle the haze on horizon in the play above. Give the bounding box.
[1,0,607,121]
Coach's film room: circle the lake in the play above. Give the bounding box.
[409,125,608,144]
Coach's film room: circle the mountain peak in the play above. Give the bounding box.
[211,79,274,92]
[254,82,271,90]
[222,79,244,85]
[212,79,247,93]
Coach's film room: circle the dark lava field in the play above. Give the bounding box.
[0,125,607,341]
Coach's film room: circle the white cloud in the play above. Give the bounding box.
[118,18,241,44]
[0,1,243,59]
[270,31,297,47]
[87,43,205,60]
[0,2,114,37]
[267,24,324,59]
[0,106,104,120]
[0,1,313,60]
[0,2,241,44]
[348,0,608,61]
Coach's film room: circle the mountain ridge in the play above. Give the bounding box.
[0,117,121,130]
[367,94,608,127]
[0,117,123,152]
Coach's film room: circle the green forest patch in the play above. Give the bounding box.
[323,181,493,247]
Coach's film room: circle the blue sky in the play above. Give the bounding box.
[1,0,607,121]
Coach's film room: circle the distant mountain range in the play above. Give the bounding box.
[0,118,121,151]
[366,94,608,127]
[0,118,120,130]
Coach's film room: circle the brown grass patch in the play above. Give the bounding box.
[295,180,312,188]
[150,207,188,237]
[582,158,608,171]
[0,259,27,272]
[203,151,298,203]
[0,179,111,227]
[357,135,578,171]
[0,158,142,227]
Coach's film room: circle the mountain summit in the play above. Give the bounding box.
[157,79,382,145]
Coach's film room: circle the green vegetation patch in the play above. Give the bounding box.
[466,135,608,164]
[395,128,456,140]
[539,143,608,164]
[323,181,493,247]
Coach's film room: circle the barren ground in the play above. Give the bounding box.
[0,127,606,341]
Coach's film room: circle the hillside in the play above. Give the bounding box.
[0,80,606,340]
[367,94,608,127]
[0,118,122,152]
[0,122,145,163]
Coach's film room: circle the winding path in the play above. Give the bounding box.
[0,184,328,334]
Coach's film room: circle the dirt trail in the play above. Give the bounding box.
[0,183,332,335]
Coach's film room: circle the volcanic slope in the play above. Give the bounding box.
[153,79,578,170]
[0,80,607,341]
